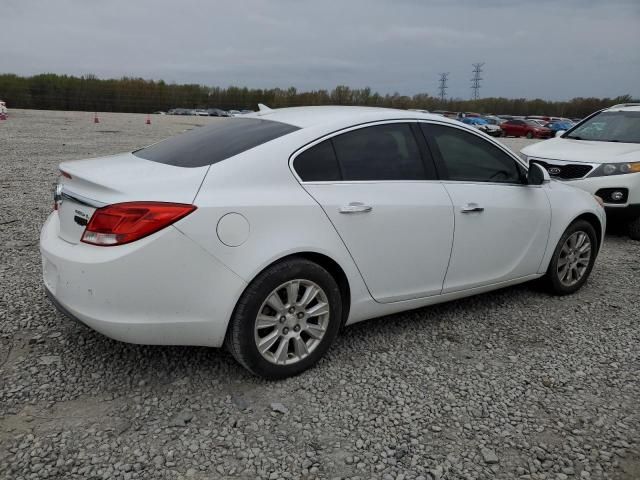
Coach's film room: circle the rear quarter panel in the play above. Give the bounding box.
[175,132,372,324]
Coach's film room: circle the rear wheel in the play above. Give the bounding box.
[628,216,640,241]
[226,258,342,379]
[543,220,597,295]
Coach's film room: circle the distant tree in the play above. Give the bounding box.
[0,73,635,117]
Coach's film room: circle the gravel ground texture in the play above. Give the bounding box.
[1,109,639,480]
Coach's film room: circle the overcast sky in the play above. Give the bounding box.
[2,0,639,100]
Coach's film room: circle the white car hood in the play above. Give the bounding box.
[521,137,640,164]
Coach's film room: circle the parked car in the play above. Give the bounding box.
[483,115,506,126]
[207,108,231,117]
[41,106,605,378]
[521,103,640,239]
[527,115,551,123]
[461,117,502,137]
[501,119,554,139]
[544,121,573,133]
[0,100,7,116]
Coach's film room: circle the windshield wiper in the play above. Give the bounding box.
[565,135,583,140]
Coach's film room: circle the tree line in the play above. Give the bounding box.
[0,73,636,118]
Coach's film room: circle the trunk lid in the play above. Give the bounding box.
[56,152,208,244]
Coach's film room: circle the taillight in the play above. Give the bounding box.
[81,202,196,246]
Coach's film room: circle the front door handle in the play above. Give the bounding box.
[339,202,373,214]
[461,203,484,213]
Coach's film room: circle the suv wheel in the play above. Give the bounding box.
[628,216,640,241]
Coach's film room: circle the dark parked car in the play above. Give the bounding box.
[500,119,553,139]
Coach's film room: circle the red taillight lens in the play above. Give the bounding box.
[81,202,196,246]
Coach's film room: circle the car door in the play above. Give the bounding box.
[292,121,454,303]
[501,120,515,136]
[420,122,551,293]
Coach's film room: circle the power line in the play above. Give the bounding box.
[438,73,449,102]
[471,62,484,100]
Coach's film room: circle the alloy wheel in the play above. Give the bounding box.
[253,279,330,365]
[557,231,592,287]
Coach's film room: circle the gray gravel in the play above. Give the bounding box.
[1,109,639,479]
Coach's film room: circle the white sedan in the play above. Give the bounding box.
[41,106,605,379]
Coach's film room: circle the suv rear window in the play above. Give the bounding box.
[134,118,299,167]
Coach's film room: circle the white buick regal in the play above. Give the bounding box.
[41,106,605,378]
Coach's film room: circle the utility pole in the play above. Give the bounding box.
[438,73,449,103]
[471,62,484,100]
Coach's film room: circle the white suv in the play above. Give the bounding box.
[521,104,640,240]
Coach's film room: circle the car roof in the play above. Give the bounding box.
[604,103,640,112]
[246,105,460,129]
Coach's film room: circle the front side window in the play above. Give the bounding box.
[565,111,640,143]
[423,124,523,184]
[332,123,427,181]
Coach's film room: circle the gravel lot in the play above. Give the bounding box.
[1,109,638,480]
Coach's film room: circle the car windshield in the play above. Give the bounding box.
[525,120,542,127]
[565,110,640,143]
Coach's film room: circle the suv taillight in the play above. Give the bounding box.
[81,202,196,246]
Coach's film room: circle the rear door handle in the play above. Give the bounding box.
[461,203,484,213]
[339,202,373,214]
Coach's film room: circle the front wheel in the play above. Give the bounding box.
[226,258,342,379]
[543,220,598,295]
[628,215,640,241]
[526,131,534,139]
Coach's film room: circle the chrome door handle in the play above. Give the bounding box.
[461,203,484,213]
[339,202,373,214]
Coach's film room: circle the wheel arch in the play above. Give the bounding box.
[572,212,603,251]
[232,251,352,330]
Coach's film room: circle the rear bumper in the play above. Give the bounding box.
[40,213,247,347]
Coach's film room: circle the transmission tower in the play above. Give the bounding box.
[471,62,484,100]
[438,73,449,102]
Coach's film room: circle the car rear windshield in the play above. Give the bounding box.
[133,118,300,167]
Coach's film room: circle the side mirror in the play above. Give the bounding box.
[555,130,566,138]
[527,163,551,185]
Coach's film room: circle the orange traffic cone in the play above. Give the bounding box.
[93,112,100,124]
[145,114,151,125]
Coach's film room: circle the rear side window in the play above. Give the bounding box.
[294,140,341,181]
[134,118,299,168]
[332,123,426,181]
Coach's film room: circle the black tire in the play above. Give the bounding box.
[526,131,534,139]
[627,216,640,241]
[543,220,598,295]
[226,258,342,379]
